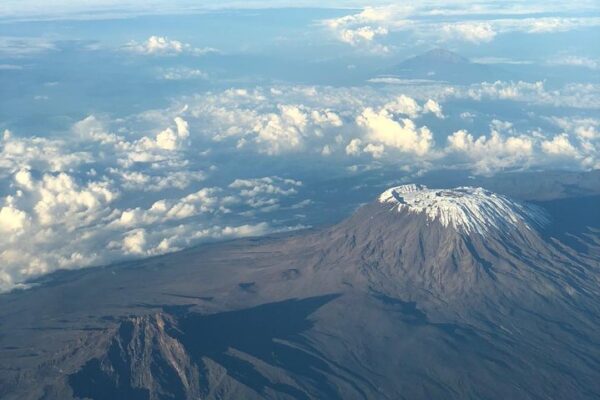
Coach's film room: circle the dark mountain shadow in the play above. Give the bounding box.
[69,294,359,400]
[536,195,600,251]
[172,294,359,399]
[373,293,472,338]
[69,321,155,400]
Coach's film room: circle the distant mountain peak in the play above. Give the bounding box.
[413,48,470,64]
[383,48,509,84]
[379,184,549,234]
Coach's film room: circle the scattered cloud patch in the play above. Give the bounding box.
[0,202,29,233]
[159,67,209,80]
[322,5,600,51]
[447,128,534,174]
[541,134,579,157]
[441,22,496,43]
[125,36,216,56]
[548,55,599,70]
[0,168,305,291]
[356,107,434,157]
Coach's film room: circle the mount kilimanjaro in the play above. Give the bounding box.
[1,184,600,399]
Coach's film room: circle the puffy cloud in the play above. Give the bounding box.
[541,134,579,157]
[367,79,600,110]
[230,177,302,210]
[23,172,118,226]
[2,92,332,291]
[324,6,400,28]
[0,203,28,233]
[252,105,309,154]
[174,117,190,138]
[444,113,600,174]
[103,177,303,257]
[250,105,343,155]
[125,36,216,56]
[446,129,535,174]
[423,99,444,118]
[441,22,496,43]
[322,6,406,52]
[138,116,190,151]
[345,138,363,156]
[187,88,348,155]
[113,170,205,192]
[230,177,301,197]
[378,96,444,119]
[0,169,307,291]
[337,26,389,50]
[385,95,421,118]
[363,143,386,158]
[110,222,273,259]
[130,35,184,54]
[548,117,599,140]
[122,229,147,254]
[154,128,180,150]
[429,81,600,110]
[0,130,92,174]
[463,130,523,155]
[310,109,343,127]
[220,223,270,237]
[465,81,546,101]
[114,188,222,228]
[2,80,599,292]
[322,5,600,50]
[14,168,34,190]
[166,83,600,166]
[0,170,120,291]
[73,114,197,170]
[181,89,436,160]
[356,107,434,157]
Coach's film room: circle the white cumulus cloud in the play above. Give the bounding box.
[125,35,216,56]
[356,107,434,157]
[441,22,496,43]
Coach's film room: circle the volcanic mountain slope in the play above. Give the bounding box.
[383,49,513,83]
[1,185,600,399]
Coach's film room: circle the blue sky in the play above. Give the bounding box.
[0,1,599,290]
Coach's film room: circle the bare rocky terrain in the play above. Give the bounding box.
[1,185,600,399]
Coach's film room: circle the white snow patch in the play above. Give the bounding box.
[379,184,549,234]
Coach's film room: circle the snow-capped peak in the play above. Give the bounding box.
[379,184,549,234]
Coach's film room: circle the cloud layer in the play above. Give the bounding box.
[2,76,600,291]
[322,4,600,51]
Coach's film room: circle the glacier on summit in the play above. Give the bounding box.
[378,184,550,234]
